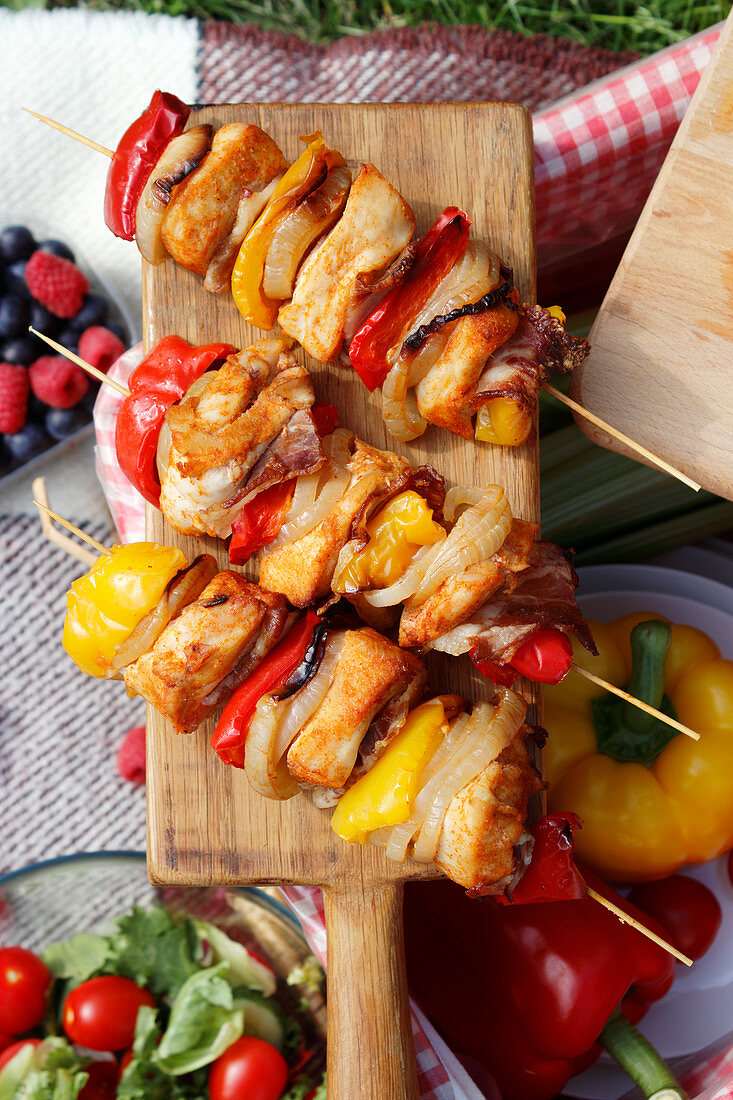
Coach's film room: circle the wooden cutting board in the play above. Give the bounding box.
[571,9,733,501]
[144,102,536,1099]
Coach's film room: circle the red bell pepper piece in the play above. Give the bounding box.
[229,480,295,566]
[115,336,235,507]
[212,611,320,768]
[470,626,574,687]
[498,812,586,905]
[404,873,676,1100]
[348,207,471,391]
[104,90,190,241]
[311,402,339,437]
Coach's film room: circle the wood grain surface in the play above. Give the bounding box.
[571,9,733,501]
[143,102,535,1100]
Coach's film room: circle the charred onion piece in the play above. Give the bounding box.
[402,279,516,355]
[135,125,213,264]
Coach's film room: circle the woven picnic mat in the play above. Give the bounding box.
[199,22,638,110]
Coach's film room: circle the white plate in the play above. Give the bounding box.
[562,565,733,1100]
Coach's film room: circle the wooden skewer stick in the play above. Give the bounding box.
[33,478,99,567]
[571,663,699,741]
[29,328,131,398]
[33,498,110,557]
[541,383,701,493]
[23,108,114,158]
[586,885,693,967]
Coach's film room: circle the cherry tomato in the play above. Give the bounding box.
[63,976,155,1051]
[208,1036,288,1100]
[79,1060,119,1099]
[0,1034,13,1054]
[0,947,51,1034]
[629,875,722,961]
[0,1038,42,1072]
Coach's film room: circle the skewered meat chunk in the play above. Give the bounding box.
[124,571,288,733]
[434,733,542,893]
[258,438,411,607]
[278,164,415,361]
[160,123,287,287]
[286,627,426,789]
[398,518,536,649]
[158,338,322,539]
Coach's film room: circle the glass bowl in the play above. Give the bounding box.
[0,851,326,1077]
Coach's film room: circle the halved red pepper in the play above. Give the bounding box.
[212,611,320,767]
[471,626,574,687]
[115,336,235,507]
[228,402,340,565]
[348,207,471,391]
[104,90,190,240]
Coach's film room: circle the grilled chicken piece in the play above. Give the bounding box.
[430,540,597,662]
[159,339,322,539]
[124,571,287,733]
[434,732,542,893]
[399,519,537,649]
[287,627,426,790]
[278,164,415,361]
[415,303,519,438]
[161,124,287,287]
[258,438,411,607]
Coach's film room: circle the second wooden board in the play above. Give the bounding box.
[144,101,538,887]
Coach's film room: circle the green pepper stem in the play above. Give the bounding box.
[623,621,671,734]
[599,1010,687,1099]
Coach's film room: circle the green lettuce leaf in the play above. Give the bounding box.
[193,921,276,995]
[0,1039,89,1100]
[42,933,110,984]
[155,963,244,1076]
[117,1008,208,1100]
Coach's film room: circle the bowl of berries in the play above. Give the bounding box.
[0,215,137,482]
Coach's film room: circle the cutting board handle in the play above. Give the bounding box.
[324,881,419,1100]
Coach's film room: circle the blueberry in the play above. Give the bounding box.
[26,393,48,424]
[4,422,47,464]
[44,405,89,441]
[55,325,79,355]
[81,384,100,416]
[4,260,29,299]
[106,319,129,345]
[73,292,108,329]
[0,296,29,340]
[29,301,60,339]
[0,225,36,263]
[1,337,37,366]
[38,238,75,263]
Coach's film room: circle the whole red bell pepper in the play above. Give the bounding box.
[404,874,678,1100]
[212,611,320,768]
[348,207,470,391]
[115,336,235,507]
[104,90,190,241]
[471,625,574,687]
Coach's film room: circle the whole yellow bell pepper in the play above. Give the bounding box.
[331,698,446,842]
[333,490,444,592]
[63,543,186,678]
[545,611,733,880]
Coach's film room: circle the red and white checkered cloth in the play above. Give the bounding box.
[93,25,730,1097]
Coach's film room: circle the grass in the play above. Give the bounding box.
[4,0,730,51]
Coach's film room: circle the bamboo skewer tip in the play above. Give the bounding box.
[570,663,700,742]
[22,107,114,159]
[541,383,701,493]
[586,886,693,967]
[29,327,130,397]
[33,498,110,556]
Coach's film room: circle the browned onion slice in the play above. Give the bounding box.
[262,164,351,300]
[135,125,213,264]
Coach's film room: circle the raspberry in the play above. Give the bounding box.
[29,356,88,409]
[78,326,125,375]
[25,251,89,318]
[0,362,29,433]
[117,725,146,785]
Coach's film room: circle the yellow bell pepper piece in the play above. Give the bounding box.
[63,543,186,678]
[334,490,444,592]
[475,397,533,447]
[332,699,446,843]
[231,132,345,330]
[545,612,733,880]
